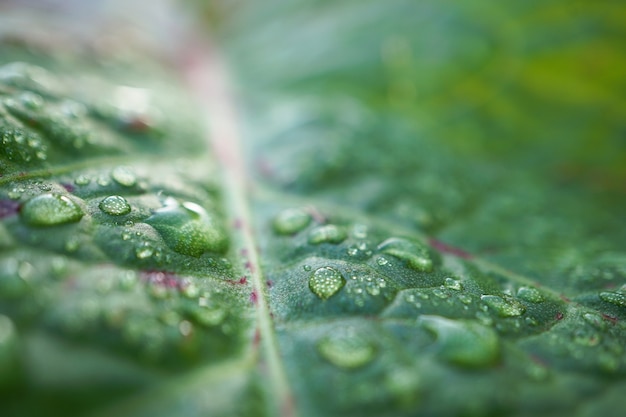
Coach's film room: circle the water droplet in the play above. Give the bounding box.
[317,329,376,369]
[376,256,389,266]
[21,193,84,226]
[457,294,473,305]
[516,287,544,303]
[146,198,228,257]
[377,237,433,272]
[599,291,626,307]
[433,288,449,299]
[74,175,90,186]
[182,282,199,298]
[193,306,226,327]
[111,166,137,187]
[444,278,462,291]
[303,264,312,271]
[582,312,607,330]
[121,230,132,240]
[272,208,311,235]
[99,195,131,216]
[309,266,345,300]
[179,320,193,337]
[419,315,500,368]
[481,295,526,317]
[308,225,347,245]
[135,243,155,259]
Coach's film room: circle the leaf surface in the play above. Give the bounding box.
[1,1,626,417]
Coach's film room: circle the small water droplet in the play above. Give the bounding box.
[111,166,137,187]
[377,237,433,272]
[376,256,389,266]
[582,312,607,330]
[74,175,90,186]
[121,230,132,240]
[21,193,84,226]
[317,329,376,369]
[308,225,347,245]
[481,295,526,317]
[303,264,312,271]
[516,287,544,303]
[193,305,226,327]
[347,247,358,256]
[179,320,193,337]
[309,266,345,300]
[182,282,199,298]
[433,289,449,299]
[97,177,111,187]
[419,315,500,368]
[99,195,131,216]
[272,208,311,235]
[146,198,228,257]
[444,278,462,291]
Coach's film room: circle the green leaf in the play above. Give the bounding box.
[1,1,626,417]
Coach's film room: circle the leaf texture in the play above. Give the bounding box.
[1,1,626,416]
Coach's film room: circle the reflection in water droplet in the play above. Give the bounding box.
[377,237,433,272]
[272,208,311,235]
[481,295,526,317]
[308,225,347,244]
[21,193,84,226]
[309,267,345,300]
[420,315,500,368]
[146,198,228,257]
[317,329,376,369]
[99,195,131,216]
[111,166,137,187]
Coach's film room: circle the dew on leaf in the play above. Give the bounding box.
[193,305,227,327]
[599,291,626,308]
[146,198,228,257]
[317,329,376,369]
[516,286,544,303]
[419,315,500,368]
[309,266,345,300]
[376,256,389,266]
[99,195,131,216]
[18,91,43,109]
[272,208,311,235]
[21,193,84,226]
[308,225,347,244]
[481,295,526,317]
[111,166,137,187]
[377,237,433,272]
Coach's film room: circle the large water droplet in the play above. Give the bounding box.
[481,295,526,317]
[317,329,376,369]
[146,198,228,257]
[309,266,345,300]
[272,208,311,235]
[377,237,433,272]
[308,225,347,244]
[419,315,500,368]
[99,195,131,216]
[21,193,84,226]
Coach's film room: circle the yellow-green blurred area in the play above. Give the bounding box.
[203,0,626,191]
